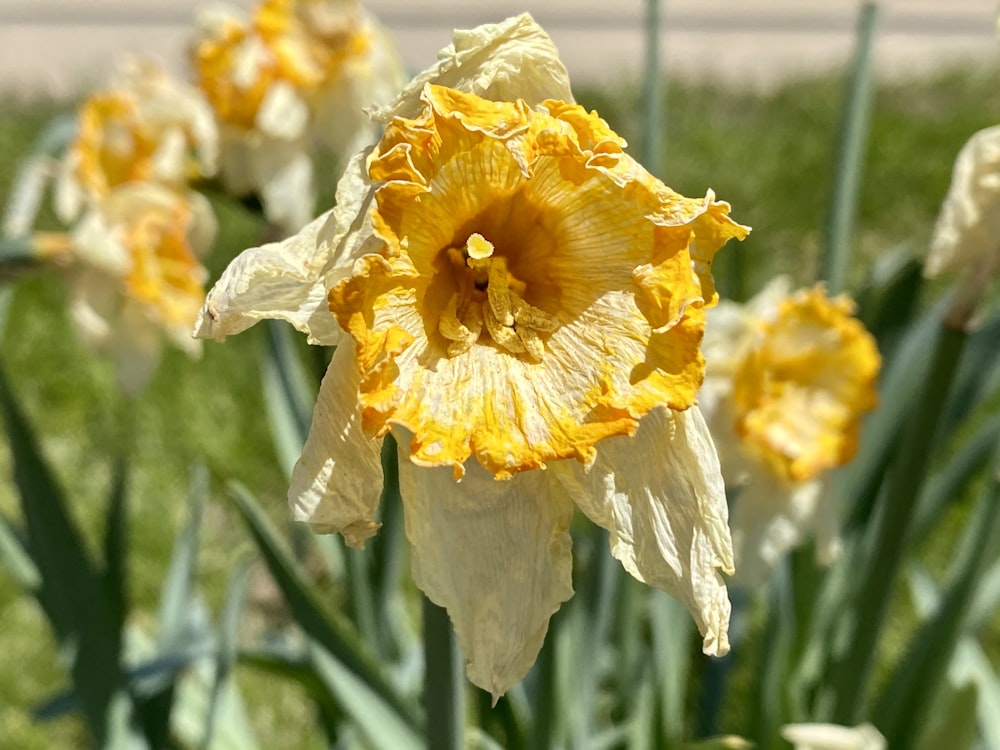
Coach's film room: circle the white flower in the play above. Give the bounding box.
[70,182,215,394]
[700,277,880,585]
[190,0,407,233]
[196,14,749,698]
[55,57,217,223]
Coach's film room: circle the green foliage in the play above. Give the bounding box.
[4,40,1000,750]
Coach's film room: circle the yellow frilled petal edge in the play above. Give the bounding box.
[289,342,385,547]
[732,285,880,483]
[330,84,748,479]
[396,438,574,701]
[551,406,734,656]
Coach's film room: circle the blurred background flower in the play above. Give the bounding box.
[700,277,880,585]
[189,0,406,233]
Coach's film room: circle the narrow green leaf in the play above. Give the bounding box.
[103,458,129,649]
[827,317,967,723]
[911,412,1000,546]
[873,445,1000,745]
[913,682,978,750]
[818,1,879,293]
[0,511,40,591]
[941,308,1000,435]
[202,555,255,750]
[854,245,922,356]
[422,596,465,750]
[227,482,422,731]
[951,637,1000,750]
[840,297,948,530]
[0,358,125,743]
[968,558,1000,632]
[650,591,692,745]
[260,319,314,479]
[157,465,209,652]
[309,640,423,750]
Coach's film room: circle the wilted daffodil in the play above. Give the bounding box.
[699,278,880,585]
[196,14,749,698]
[55,57,218,224]
[927,125,1000,327]
[190,0,406,233]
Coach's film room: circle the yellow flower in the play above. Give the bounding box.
[196,14,748,698]
[700,278,880,584]
[55,58,217,223]
[190,0,406,232]
[69,183,215,394]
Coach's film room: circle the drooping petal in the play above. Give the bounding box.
[728,474,832,586]
[289,342,384,547]
[370,13,573,123]
[551,406,733,656]
[195,148,377,344]
[396,441,574,700]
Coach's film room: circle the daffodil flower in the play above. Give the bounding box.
[195,14,749,698]
[699,278,880,585]
[190,0,406,233]
[68,183,215,394]
[55,57,218,223]
[926,125,1000,326]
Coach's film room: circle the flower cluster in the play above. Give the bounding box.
[197,14,749,698]
[699,278,880,584]
[190,0,406,233]
[34,58,219,394]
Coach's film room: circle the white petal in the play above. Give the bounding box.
[289,342,384,547]
[371,13,573,124]
[254,141,315,233]
[195,209,338,343]
[927,124,1000,278]
[396,447,574,700]
[256,81,310,141]
[552,406,733,656]
[781,722,886,750]
[195,148,377,345]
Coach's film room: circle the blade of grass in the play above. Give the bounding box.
[260,320,314,480]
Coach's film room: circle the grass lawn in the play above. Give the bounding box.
[2,61,1000,748]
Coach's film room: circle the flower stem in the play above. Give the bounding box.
[827,312,967,722]
[423,596,465,750]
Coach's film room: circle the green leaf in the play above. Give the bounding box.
[818,1,879,293]
[260,319,314,479]
[157,465,209,653]
[0,511,40,591]
[0,357,127,744]
[227,482,422,732]
[202,555,255,750]
[103,459,129,650]
[310,640,423,750]
[874,455,1000,745]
